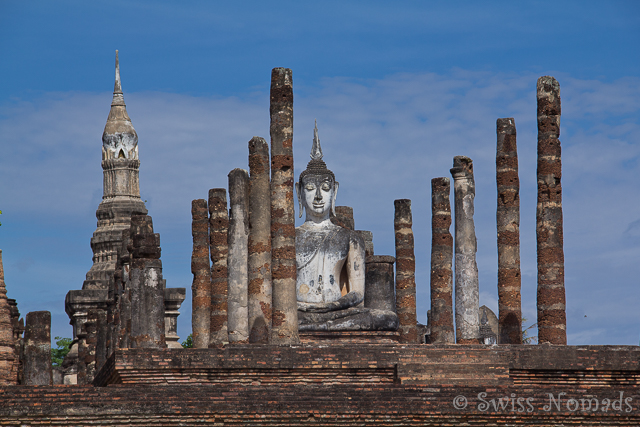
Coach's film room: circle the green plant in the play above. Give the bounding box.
[181,333,193,348]
[522,317,538,344]
[51,336,73,367]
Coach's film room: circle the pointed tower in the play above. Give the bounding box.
[83,50,147,290]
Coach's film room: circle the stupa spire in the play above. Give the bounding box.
[102,50,138,161]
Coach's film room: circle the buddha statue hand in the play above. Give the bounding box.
[297,291,363,313]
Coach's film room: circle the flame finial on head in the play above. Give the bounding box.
[310,119,323,161]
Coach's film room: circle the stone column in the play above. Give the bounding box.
[164,287,186,348]
[116,229,132,349]
[269,67,299,345]
[23,311,52,385]
[394,199,418,343]
[536,76,567,345]
[365,255,396,312]
[0,250,17,386]
[227,168,250,343]
[93,309,107,374]
[128,215,165,348]
[497,118,523,344]
[248,136,272,343]
[331,206,355,230]
[450,156,480,344]
[208,188,229,346]
[191,198,211,348]
[429,177,455,344]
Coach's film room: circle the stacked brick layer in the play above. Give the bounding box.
[394,199,418,343]
[536,76,566,345]
[496,118,523,344]
[2,345,640,425]
[429,178,455,344]
[190,199,211,348]
[208,189,229,346]
[269,68,299,344]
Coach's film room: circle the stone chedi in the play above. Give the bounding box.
[295,123,398,331]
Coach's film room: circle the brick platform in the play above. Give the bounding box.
[2,344,640,425]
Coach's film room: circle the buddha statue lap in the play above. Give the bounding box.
[295,123,398,332]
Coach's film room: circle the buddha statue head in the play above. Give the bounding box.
[296,121,339,222]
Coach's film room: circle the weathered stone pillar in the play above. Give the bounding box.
[450,156,480,344]
[394,199,418,343]
[0,250,17,386]
[115,229,132,349]
[23,311,52,385]
[164,287,186,348]
[269,67,299,345]
[93,309,107,373]
[429,177,455,344]
[128,215,165,348]
[248,136,272,343]
[227,168,250,343]
[536,76,567,345]
[497,118,523,344]
[191,198,211,348]
[365,256,396,312]
[208,188,229,346]
[331,206,355,230]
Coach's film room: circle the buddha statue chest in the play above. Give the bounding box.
[296,224,351,304]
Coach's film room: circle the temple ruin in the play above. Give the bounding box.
[0,53,639,425]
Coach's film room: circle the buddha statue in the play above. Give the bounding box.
[295,122,398,331]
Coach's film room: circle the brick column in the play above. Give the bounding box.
[208,188,229,346]
[191,199,211,348]
[248,136,272,343]
[0,250,17,385]
[269,67,299,345]
[331,206,355,230]
[450,156,480,344]
[429,177,455,344]
[128,215,165,349]
[23,311,52,385]
[496,118,523,344]
[227,168,250,343]
[394,199,418,343]
[536,76,567,345]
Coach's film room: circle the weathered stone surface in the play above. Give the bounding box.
[191,198,211,348]
[248,136,272,343]
[227,168,250,343]
[330,206,354,230]
[84,51,147,293]
[394,199,418,343]
[68,52,146,374]
[429,177,455,344]
[536,76,566,345]
[128,215,165,349]
[0,250,18,386]
[164,288,186,349]
[496,118,522,344]
[450,156,480,344]
[208,188,229,346]
[364,256,396,313]
[270,67,299,345]
[23,311,52,386]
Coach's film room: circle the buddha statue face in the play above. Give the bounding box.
[298,174,339,221]
[296,121,339,223]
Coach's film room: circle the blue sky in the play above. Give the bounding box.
[1,1,639,345]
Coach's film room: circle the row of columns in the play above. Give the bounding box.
[428,76,565,345]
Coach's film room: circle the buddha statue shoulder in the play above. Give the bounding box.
[295,122,398,332]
